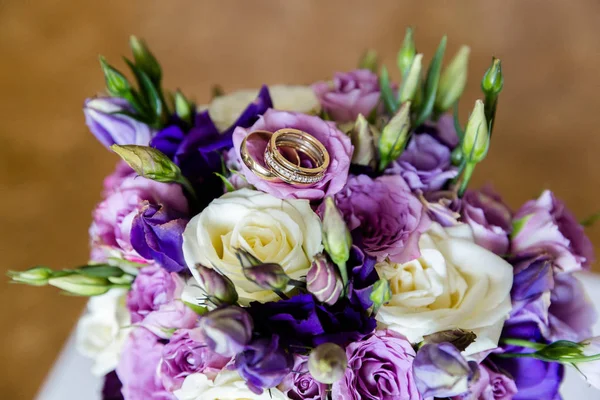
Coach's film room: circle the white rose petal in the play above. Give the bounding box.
[376,222,513,355]
[174,370,289,400]
[183,188,322,303]
[75,288,132,376]
[207,85,320,131]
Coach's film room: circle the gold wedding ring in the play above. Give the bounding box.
[240,128,330,186]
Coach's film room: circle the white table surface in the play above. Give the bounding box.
[36,273,600,400]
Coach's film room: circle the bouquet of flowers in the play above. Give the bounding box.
[10,30,600,400]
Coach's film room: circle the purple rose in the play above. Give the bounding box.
[232,109,353,200]
[386,133,458,192]
[312,69,380,122]
[247,294,376,350]
[461,187,512,255]
[548,273,597,342]
[332,330,422,400]
[279,355,328,400]
[198,306,254,357]
[511,190,595,272]
[334,174,430,263]
[84,97,154,149]
[235,335,294,394]
[116,327,175,400]
[421,190,462,227]
[453,364,517,400]
[131,202,188,272]
[89,164,188,265]
[159,328,230,391]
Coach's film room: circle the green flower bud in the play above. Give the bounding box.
[399,54,423,103]
[8,266,53,286]
[435,46,470,112]
[358,49,379,73]
[243,262,291,292]
[481,57,503,96]
[48,274,111,296]
[378,101,411,171]
[308,343,348,384]
[129,36,162,84]
[350,114,378,168]
[397,27,416,77]
[462,100,489,164]
[322,197,352,278]
[370,278,392,312]
[174,90,193,124]
[111,145,181,183]
[99,56,131,97]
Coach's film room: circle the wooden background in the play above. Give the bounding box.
[1,1,599,398]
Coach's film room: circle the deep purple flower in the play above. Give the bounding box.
[413,342,478,398]
[198,306,254,357]
[333,330,422,400]
[102,370,124,400]
[247,293,376,350]
[279,355,328,400]
[116,327,175,400]
[312,69,380,122]
[127,265,178,323]
[84,97,154,148]
[235,335,294,394]
[346,245,379,311]
[386,133,458,192]
[461,187,512,255]
[232,109,353,200]
[453,364,517,400]
[511,253,554,304]
[512,190,595,272]
[334,174,430,263]
[159,328,230,391]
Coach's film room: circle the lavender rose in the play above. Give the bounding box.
[511,190,595,272]
[198,306,254,357]
[159,328,230,391]
[332,330,422,400]
[334,174,430,263]
[279,355,328,400]
[116,327,174,400]
[453,364,517,400]
[386,133,458,192]
[131,202,188,272]
[232,110,353,200]
[461,187,512,255]
[89,163,188,265]
[84,97,154,148]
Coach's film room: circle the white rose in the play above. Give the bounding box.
[183,188,322,303]
[75,288,131,376]
[376,222,513,355]
[207,85,320,131]
[174,370,289,400]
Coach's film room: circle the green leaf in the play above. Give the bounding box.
[379,66,398,115]
[99,56,131,97]
[184,301,208,316]
[124,58,163,124]
[129,36,162,84]
[581,211,600,227]
[358,49,379,72]
[77,264,124,278]
[414,36,447,127]
[214,172,236,193]
[511,215,532,238]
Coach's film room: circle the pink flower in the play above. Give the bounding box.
[453,364,517,400]
[89,162,188,264]
[312,69,380,122]
[232,110,352,200]
[279,355,328,400]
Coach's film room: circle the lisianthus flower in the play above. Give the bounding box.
[89,162,188,266]
[333,174,430,264]
[84,97,154,148]
[182,188,322,303]
[375,222,513,354]
[312,69,380,122]
[247,293,376,350]
[511,190,595,272]
[232,110,353,201]
[159,328,230,392]
[278,355,328,400]
[116,327,175,400]
[452,364,518,400]
[386,133,458,193]
[332,330,422,400]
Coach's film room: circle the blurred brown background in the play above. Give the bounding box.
[1,0,599,398]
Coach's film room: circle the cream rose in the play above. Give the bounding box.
[207,85,320,131]
[75,288,131,376]
[182,188,323,303]
[375,222,513,355]
[174,370,289,400]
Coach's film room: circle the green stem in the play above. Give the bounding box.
[484,93,498,136]
[458,162,476,197]
[178,176,198,203]
[581,211,600,227]
[501,338,546,350]
[498,351,600,364]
